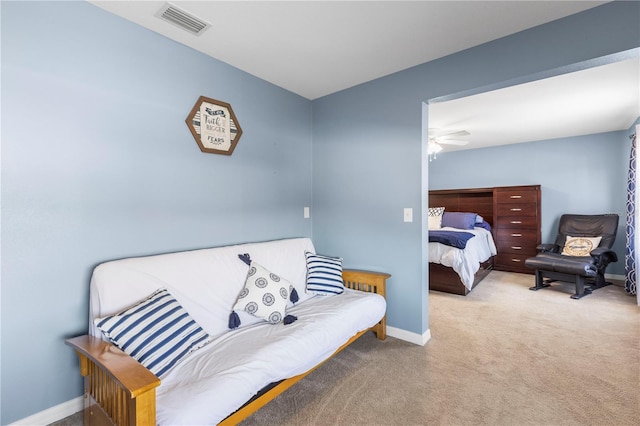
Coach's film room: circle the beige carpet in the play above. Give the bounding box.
[240,272,639,426]
[52,271,639,426]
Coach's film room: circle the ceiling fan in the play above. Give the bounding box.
[428,128,470,145]
[427,129,470,160]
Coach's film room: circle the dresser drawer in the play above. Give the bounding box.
[495,253,534,273]
[496,228,539,255]
[496,203,538,217]
[496,241,538,256]
[496,228,538,243]
[496,189,538,204]
[495,216,539,229]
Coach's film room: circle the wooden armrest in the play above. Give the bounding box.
[66,335,160,397]
[342,269,390,340]
[343,269,389,297]
[66,335,160,425]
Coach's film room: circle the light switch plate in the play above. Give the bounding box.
[404,208,413,222]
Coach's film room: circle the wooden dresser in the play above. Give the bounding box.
[493,185,541,274]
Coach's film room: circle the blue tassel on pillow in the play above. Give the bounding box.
[283,314,297,325]
[229,311,241,329]
[238,253,251,265]
[290,288,299,304]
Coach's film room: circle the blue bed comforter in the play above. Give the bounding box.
[429,230,475,249]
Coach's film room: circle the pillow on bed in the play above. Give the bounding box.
[441,212,477,230]
[428,207,445,230]
[561,236,602,256]
[475,220,492,231]
[94,288,212,378]
[428,216,442,230]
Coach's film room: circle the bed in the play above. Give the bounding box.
[428,188,497,295]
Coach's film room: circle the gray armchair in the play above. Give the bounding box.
[525,214,619,299]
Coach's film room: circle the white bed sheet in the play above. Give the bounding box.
[429,227,497,290]
[155,289,386,425]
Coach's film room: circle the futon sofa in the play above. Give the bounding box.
[66,237,388,425]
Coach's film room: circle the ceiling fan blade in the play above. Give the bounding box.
[440,130,470,139]
[438,139,469,146]
[428,128,470,138]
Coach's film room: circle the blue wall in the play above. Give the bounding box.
[429,130,632,275]
[1,2,311,423]
[312,0,639,339]
[1,0,639,423]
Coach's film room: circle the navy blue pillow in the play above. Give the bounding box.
[475,220,492,231]
[441,212,477,230]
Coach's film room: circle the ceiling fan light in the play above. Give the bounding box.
[428,141,443,155]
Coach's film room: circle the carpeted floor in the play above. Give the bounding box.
[52,271,639,425]
[239,272,638,426]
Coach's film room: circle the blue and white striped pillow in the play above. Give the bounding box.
[94,288,212,378]
[305,251,345,296]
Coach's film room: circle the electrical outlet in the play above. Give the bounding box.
[404,208,413,222]
[304,207,310,219]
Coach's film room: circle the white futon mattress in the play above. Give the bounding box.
[156,289,385,425]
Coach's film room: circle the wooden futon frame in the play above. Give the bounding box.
[66,269,389,426]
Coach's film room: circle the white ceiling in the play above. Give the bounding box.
[429,57,640,151]
[89,1,639,151]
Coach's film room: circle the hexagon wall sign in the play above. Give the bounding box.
[186,96,243,155]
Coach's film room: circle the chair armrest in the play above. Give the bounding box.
[536,243,558,253]
[590,247,618,263]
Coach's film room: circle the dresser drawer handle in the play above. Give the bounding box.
[510,220,522,224]
[510,208,522,211]
[511,233,522,237]
[511,246,522,250]
[509,195,522,199]
[512,258,522,262]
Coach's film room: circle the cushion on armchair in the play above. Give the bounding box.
[561,236,602,256]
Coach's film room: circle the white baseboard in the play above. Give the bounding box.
[387,326,431,346]
[606,273,625,281]
[10,396,82,425]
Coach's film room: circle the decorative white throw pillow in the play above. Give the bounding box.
[428,215,442,230]
[229,254,298,328]
[94,288,212,378]
[428,207,445,230]
[305,251,345,296]
[561,236,603,256]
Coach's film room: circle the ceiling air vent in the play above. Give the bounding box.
[155,3,210,36]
